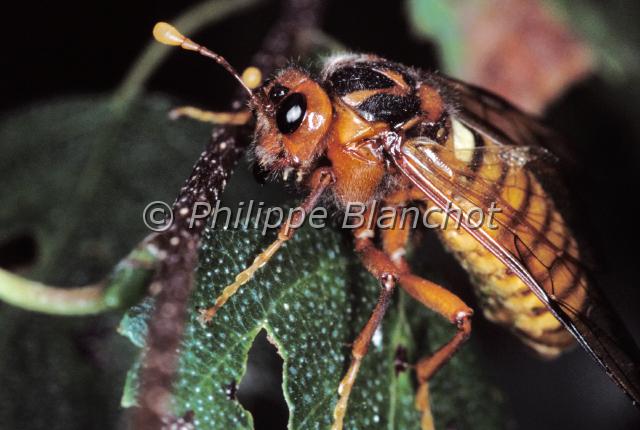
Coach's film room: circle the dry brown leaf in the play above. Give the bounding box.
[457,0,593,113]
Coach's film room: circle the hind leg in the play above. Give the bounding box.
[379,198,473,429]
[332,198,472,430]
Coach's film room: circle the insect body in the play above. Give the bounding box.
[153,23,640,429]
[259,54,581,358]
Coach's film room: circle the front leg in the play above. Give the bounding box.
[198,168,335,324]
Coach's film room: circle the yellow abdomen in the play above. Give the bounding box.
[438,223,576,357]
[430,164,585,358]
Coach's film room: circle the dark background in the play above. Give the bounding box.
[1,0,640,429]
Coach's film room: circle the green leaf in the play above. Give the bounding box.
[406,0,640,82]
[0,95,211,285]
[0,94,211,429]
[544,0,640,80]
[120,211,506,429]
[405,0,465,74]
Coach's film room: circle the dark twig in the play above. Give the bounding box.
[134,0,326,428]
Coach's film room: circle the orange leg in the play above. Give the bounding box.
[379,200,434,429]
[331,273,396,430]
[405,273,472,430]
[380,191,415,273]
[198,168,335,325]
[331,204,398,430]
[332,198,473,430]
[381,193,474,371]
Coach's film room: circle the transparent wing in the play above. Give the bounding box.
[427,73,575,162]
[391,79,640,404]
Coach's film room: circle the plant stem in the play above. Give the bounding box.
[0,0,263,315]
[111,0,263,108]
[134,0,328,426]
[0,270,107,315]
[0,243,156,316]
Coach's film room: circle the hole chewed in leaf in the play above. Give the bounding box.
[236,330,288,430]
[119,216,505,429]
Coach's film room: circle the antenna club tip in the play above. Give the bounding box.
[242,67,262,90]
[153,22,185,46]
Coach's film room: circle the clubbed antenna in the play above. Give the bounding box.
[153,22,262,100]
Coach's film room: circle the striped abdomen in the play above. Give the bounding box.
[421,117,588,357]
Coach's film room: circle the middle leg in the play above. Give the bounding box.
[331,272,397,430]
[380,200,473,430]
[331,197,473,430]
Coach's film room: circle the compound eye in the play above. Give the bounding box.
[268,83,289,104]
[276,92,307,134]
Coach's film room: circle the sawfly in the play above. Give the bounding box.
[152,22,640,429]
